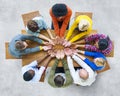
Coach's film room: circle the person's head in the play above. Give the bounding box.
[54,75,65,87]
[98,38,109,50]
[94,58,106,67]
[27,20,39,32]
[23,70,35,81]
[52,4,68,18]
[79,69,89,80]
[15,41,28,50]
[78,20,90,31]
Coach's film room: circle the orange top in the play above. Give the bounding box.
[49,6,72,37]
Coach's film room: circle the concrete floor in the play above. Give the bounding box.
[0,0,120,96]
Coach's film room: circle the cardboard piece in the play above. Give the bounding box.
[5,42,19,59]
[75,12,92,19]
[22,11,40,27]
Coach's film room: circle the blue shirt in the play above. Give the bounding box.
[8,34,43,58]
[84,51,106,71]
[26,16,48,37]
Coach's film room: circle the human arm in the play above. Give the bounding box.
[59,7,72,37]
[74,53,86,61]
[40,18,54,39]
[74,44,85,49]
[74,39,86,44]
[38,34,54,45]
[77,50,85,54]
[37,56,52,81]
[62,58,73,87]
[67,56,76,82]
[69,31,89,43]
[49,9,60,36]
[65,20,78,40]
[72,54,94,78]
[85,44,99,52]
[48,59,59,87]
[20,34,44,44]
[84,51,97,57]
[36,54,49,64]
[75,53,103,71]
[84,34,106,43]
[46,28,54,39]
[38,34,50,42]
[39,56,52,67]
[20,46,43,56]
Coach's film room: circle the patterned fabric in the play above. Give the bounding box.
[84,34,113,55]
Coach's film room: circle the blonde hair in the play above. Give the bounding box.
[94,58,106,67]
[78,19,90,31]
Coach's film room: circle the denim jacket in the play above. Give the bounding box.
[8,34,43,58]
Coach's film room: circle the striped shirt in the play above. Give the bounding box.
[84,34,113,55]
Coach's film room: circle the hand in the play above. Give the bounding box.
[48,50,55,57]
[63,40,71,47]
[43,45,52,51]
[56,50,61,59]
[49,40,55,45]
[43,40,54,46]
[59,50,65,59]
[43,41,49,45]
[64,48,73,56]
[64,41,71,47]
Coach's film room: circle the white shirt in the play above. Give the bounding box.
[22,60,45,82]
[67,55,97,86]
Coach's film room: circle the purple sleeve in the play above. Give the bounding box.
[85,44,99,52]
[85,34,106,43]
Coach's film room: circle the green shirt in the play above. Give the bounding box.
[48,59,73,88]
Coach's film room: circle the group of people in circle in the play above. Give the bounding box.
[8,3,113,87]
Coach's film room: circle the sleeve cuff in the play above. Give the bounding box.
[39,46,43,50]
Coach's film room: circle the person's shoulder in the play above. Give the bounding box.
[33,16,43,20]
[66,6,72,15]
[10,34,24,41]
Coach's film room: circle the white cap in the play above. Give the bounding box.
[78,19,90,31]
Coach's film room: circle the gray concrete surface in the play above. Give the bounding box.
[0,0,120,96]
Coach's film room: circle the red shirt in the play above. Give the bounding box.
[49,6,72,37]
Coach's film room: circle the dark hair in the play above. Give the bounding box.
[52,4,68,17]
[15,41,25,50]
[23,70,35,81]
[98,38,109,50]
[54,75,65,87]
[27,20,39,32]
